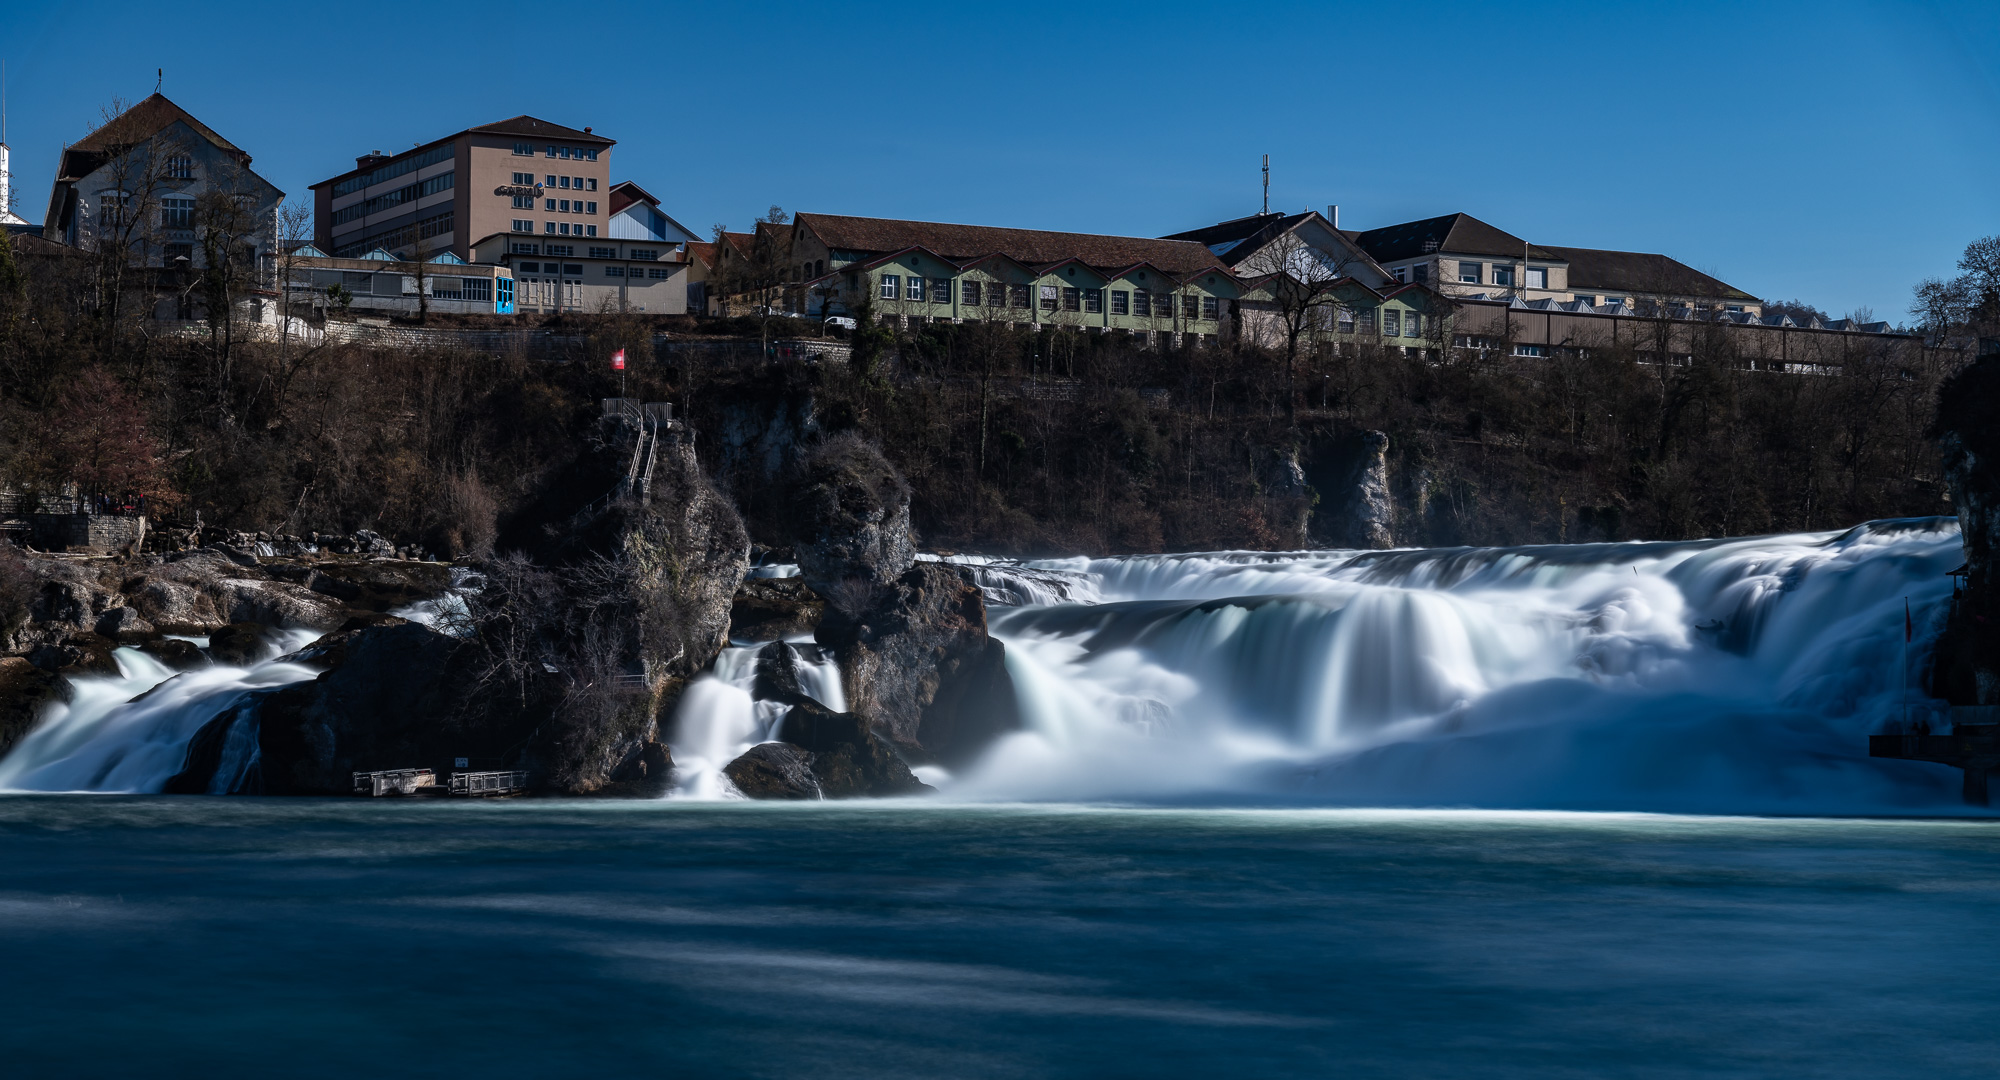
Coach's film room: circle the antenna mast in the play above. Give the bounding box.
[1261,154,1269,215]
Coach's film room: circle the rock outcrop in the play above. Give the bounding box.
[0,656,62,761]
[720,698,933,800]
[1931,349,2000,705]
[724,741,822,799]
[815,562,1018,767]
[730,577,825,642]
[790,434,915,604]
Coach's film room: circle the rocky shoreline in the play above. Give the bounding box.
[0,423,1019,801]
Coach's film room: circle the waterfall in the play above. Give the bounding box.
[942,518,1965,812]
[0,632,322,794]
[666,639,846,798]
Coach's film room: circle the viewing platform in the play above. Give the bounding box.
[1870,707,2000,805]
[352,768,530,797]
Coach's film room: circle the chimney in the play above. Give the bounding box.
[583,126,592,134]
[1327,205,1339,228]
[356,149,386,169]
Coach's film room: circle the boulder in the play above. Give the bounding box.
[775,699,930,798]
[138,637,207,671]
[729,577,825,642]
[127,577,225,634]
[212,578,346,630]
[789,435,915,610]
[26,632,122,679]
[207,622,281,667]
[94,606,155,644]
[752,640,813,706]
[0,656,62,760]
[724,742,822,800]
[815,562,1019,767]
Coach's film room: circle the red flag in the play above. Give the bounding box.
[612,349,626,371]
[1905,598,1912,643]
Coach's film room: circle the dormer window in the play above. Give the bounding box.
[165,155,193,180]
[1525,267,1547,289]
[1458,261,1481,284]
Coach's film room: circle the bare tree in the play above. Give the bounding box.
[1236,229,1359,425]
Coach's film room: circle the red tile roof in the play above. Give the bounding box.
[796,212,1224,275]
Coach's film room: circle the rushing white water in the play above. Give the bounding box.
[938,518,1967,813]
[668,639,846,798]
[0,631,322,794]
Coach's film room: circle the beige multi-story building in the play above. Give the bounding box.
[311,116,614,261]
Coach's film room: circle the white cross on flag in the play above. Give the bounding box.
[612,349,626,371]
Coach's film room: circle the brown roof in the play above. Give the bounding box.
[59,93,249,179]
[721,231,757,258]
[1541,246,1758,303]
[686,241,718,267]
[1354,213,1560,263]
[796,212,1225,275]
[468,116,614,145]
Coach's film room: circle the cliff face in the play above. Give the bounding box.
[1933,353,2000,705]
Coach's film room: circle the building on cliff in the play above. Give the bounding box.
[780,213,1239,346]
[38,93,284,321]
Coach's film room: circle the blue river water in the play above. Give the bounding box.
[3,798,1997,1078]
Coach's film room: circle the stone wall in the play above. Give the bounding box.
[28,514,146,555]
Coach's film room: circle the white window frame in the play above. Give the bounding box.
[880,274,900,299]
[1458,261,1481,284]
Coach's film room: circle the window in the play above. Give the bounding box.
[1011,284,1030,309]
[514,143,534,156]
[1338,308,1355,332]
[332,145,453,197]
[586,178,598,191]
[559,177,570,189]
[544,245,573,257]
[815,260,825,277]
[1133,290,1152,317]
[571,176,583,189]
[585,201,597,215]
[580,224,595,238]
[1356,307,1376,332]
[1604,296,1624,307]
[462,278,492,302]
[586,149,598,161]
[589,247,616,259]
[1083,288,1102,313]
[1413,263,1430,284]
[1061,287,1080,312]
[510,195,532,209]
[1491,266,1514,287]
[1039,285,1058,312]
[559,223,571,235]
[563,264,582,275]
[418,210,453,240]
[1458,261,1481,284]
[1155,293,1174,318]
[1405,312,1422,337]
[648,267,671,279]
[606,266,625,277]
[962,280,982,306]
[511,244,538,256]
[162,196,193,228]
[545,175,558,186]
[1393,266,1409,283]
[930,278,951,303]
[630,249,657,260]
[545,199,557,211]
[1111,290,1129,315]
[1383,309,1401,337]
[1202,296,1219,320]
[546,145,558,157]
[1513,344,1548,357]
[880,274,900,299]
[559,199,571,213]
[506,219,530,234]
[165,155,192,180]
[512,172,533,185]
[906,277,925,301]
[1525,267,1546,289]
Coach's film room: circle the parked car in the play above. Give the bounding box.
[823,316,857,330]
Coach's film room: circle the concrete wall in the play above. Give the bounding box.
[30,515,146,554]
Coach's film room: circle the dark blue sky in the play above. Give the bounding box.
[3,1,1994,320]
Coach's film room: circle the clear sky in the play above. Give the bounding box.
[3,0,1994,321]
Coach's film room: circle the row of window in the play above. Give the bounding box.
[1451,261,1544,289]
[544,199,597,215]
[334,145,453,197]
[517,261,586,275]
[603,266,675,279]
[1334,308,1423,336]
[874,275,1217,320]
[513,142,600,161]
[333,172,455,226]
[548,222,597,237]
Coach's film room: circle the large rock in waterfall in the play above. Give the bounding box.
[720,696,932,800]
[782,434,1018,767]
[0,656,63,761]
[789,433,916,603]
